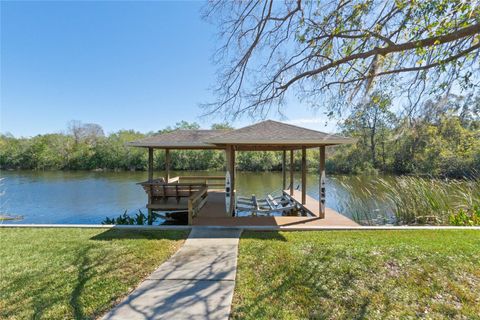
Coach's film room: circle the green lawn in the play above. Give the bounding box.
[0,228,187,320]
[2,228,479,320]
[233,230,480,320]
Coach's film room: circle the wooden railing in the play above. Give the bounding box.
[138,176,222,220]
[167,176,180,184]
[188,186,208,225]
[177,176,225,188]
[139,181,206,203]
[140,176,224,188]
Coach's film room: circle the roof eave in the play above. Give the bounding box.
[206,139,356,145]
[125,142,224,149]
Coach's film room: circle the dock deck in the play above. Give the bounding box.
[192,190,359,227]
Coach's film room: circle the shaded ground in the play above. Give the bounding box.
[232,230,480,319]
[0,228,187,319]
[103,228,241,320]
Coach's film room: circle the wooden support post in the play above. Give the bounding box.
[289,149,294,196]
[148,147,154,182]
[282,150,287,190]
[225,146,231,170]
[319,146,326,219]
[165,149,170,182]
[188,199,193,225]
[147,185,153,225]
[231,146,236,216]
[147,147,154,225]
[225,145,236,216]
[301,147,307,205]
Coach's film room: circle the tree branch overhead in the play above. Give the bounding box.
[203,0,480,119]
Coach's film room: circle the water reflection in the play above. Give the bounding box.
[1,170,458,225]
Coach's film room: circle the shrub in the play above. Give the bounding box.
[449,206,480,226]
[102,210,154,225]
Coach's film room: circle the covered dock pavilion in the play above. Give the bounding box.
[127,120,358,227]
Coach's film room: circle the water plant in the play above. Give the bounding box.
[335,175,480,225]
[449,205,480,226]
[102,209,153,225]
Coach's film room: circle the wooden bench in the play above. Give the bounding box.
[140,182,206,203]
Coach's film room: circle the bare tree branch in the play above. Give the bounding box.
[203,0,480,119]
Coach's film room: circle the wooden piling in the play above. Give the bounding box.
[289,149,294,196]
[282,150,287,190]
[301,147,306,205]
[165,149,170,182]
[319,146,326,218]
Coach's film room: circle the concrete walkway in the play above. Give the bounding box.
[102,227,242,320]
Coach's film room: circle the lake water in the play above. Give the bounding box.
[0,170,377,224]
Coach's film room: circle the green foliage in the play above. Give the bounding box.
[330,94,480,178]
[159,120,201,133]
[1,98,478,178]
[352,162,379,175]
[449,206,480,226]
[102,210,153,225]
[210,122,234,130]
[237,151,281,171]
[0,128,148,171]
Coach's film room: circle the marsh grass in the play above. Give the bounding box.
[336,175,480,225]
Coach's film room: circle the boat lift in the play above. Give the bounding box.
[236,193,301,215]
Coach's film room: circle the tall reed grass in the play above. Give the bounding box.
[336,175,480,225]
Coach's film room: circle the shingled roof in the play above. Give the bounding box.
[207,120,354,146]
[127,120,355,149]
[126,129,228,149]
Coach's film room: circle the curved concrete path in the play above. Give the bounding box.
[102,227,242,320]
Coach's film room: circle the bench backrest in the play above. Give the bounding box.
[142,183,205,199]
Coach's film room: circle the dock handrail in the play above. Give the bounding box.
[138,176,224,188]
[168,176,180,184]
[137,177,165,184]
[188,186,208,225]
[178,176,225,188]
[177,176,225,188]
[139,181,206,203]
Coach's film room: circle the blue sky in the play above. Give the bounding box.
[1,1,337,137]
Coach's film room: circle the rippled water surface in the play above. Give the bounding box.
[2,170,455,225]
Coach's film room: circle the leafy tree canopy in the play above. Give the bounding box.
[203,0,480,119]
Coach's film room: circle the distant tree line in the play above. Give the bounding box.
[329,93,480,178]
[1,94,479,178]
